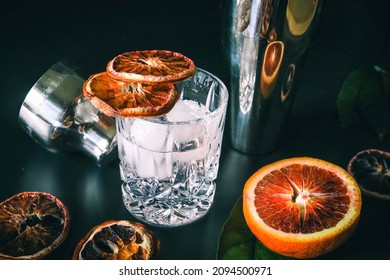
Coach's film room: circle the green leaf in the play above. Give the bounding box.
[337,66,390,140]
[337,69,367,126]
[375,65,390,99]
[216,197,292,260]
[216,197,255,259]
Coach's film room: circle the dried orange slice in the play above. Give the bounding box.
[106,50,196,85]
[72,220,159,260]
[0,191,70,259]
[243,157,362,259]
[348,149,390,200]
[83,72,179,118]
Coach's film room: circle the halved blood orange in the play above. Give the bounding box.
[106,50,196,85]
[243,157,362,259]
[348,149,390,200]
[83,72,179,118]
[72,220,159,260]
[0,191,70,259]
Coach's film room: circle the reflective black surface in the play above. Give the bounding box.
[1,0,390,260]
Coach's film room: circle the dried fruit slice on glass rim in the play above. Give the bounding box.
[106,50,196,85]
[0,191,70,259]
[83,72,179,118]
[72,220,159,260]
[348,149,390,200]
[243,157,362,259]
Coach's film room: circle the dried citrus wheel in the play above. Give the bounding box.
[0,191,70,259]
[106,50,196,85]
[72,220,159,260]
[83,72,179,118]
[348,149,390,200]
[243,157,362,259]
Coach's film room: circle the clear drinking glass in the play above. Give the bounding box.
[116,68,228,227]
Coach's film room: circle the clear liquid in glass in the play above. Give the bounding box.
[117,99,224,227]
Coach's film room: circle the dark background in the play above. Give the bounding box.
[1,0,389,259]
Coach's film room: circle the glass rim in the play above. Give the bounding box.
[117,67,229,126]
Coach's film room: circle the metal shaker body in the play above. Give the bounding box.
[19,60,117,165]
[222,0,322,154]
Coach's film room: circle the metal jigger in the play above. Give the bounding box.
[18,59,117,166]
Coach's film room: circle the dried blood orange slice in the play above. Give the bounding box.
[243,157,362,259]
[106,50,196,85]
[83,72,179,118]
[72,220,159,260]
[348,149,390,200]
[0,191,70,259]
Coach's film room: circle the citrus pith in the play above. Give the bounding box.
[243,157,362,259]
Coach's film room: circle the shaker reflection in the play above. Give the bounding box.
[222,0,322,154]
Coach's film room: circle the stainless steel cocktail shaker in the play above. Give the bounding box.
[19,59,117,166]
[222,0,322,154]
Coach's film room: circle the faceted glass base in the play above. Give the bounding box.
[121,178,215,227]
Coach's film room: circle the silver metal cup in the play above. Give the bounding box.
[18,59,117,166]
[222,0,322,154]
